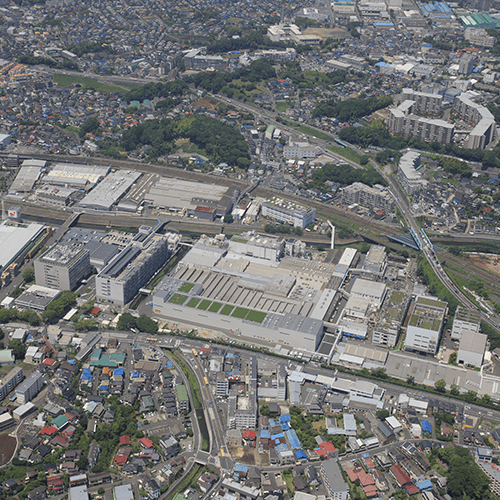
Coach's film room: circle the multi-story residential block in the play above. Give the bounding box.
[397,151,426,195]
[0,366,24,400]
[16,371,44,405]
[342,182,394,211]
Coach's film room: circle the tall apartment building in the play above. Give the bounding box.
[175,384,189,413]
[0,366,24,400]
[35,245,91,291]
[321,459,349,500]
[450,306,481,341]
[15,371,44,404]
[96,228,179,306]
[234,357,257,429]
[459,57,475,75]
[453,93,496,149]
[396,88,443,115]
[262,198,316,229]
[397,151,427,195]
[342,182,394,211]
[404,296,447,355]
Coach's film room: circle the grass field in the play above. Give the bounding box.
[186,298,200,308]
[197,300,211,311]
[179,282,194,293]
[231,307,249,319]
[53,73,127,93]
[246,310,267,323]
[327,145,364,164]
[220,305,234,316]
[391,291,405,304]
[168,293,188,305]
[298,125,332,141]
[208,302,222,313]
[276,101,288,113]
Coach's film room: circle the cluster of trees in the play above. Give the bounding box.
[289,406,346,452]
[117,312,158,335]
[8,339,27,360]
[123,80,188,103]
[42,291,76,324]
[79,116,101,139]
[422,36,454,51]
[67,42,116,57]
[437,156,472,177]
[311,163,386,188]
[120,115,250,167]
[279,63,350,89]
[264,224,303,236]
[312,95,393,121]
[206,30,290,54]
[0,307,40,326]
[339,120,500,169]
[188,58,276,95]
[18,54,78,71]
[438,446,493,500]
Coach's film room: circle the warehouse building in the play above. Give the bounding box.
[15,285,62,311]
[457,331,487,368]
[35,244,91,291]
[78,170,142,211]
[16,371,44,405]
[8,165,43,196]
[0,221,47,272]
[96,227,180,306]
[145,178,239,218]
[35,184,80,207]
[405,296,447,355]
[262,197,316,229]
[44,163,109,189]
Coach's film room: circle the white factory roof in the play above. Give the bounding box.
[338,247,357,267]
[0,221,45,269]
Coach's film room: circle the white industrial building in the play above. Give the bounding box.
[451,306,481,341]
[404,296,447,355]
[457,331,487,368]
[262,197,316,229]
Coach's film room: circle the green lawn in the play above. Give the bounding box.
[246,310,267,323]
[298,125,332,141]
[179,282,194,293]
[208,302,222,313]
[276,101,288,113]
[220,305,234,316]
[231,307,249,319]
[197,300,211,311]
[53,73,126,93]
[186,298,200,308]
[168,293,188,305]
[327,145,364,164]
[391,291,405,304]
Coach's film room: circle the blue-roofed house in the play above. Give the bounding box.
[416,479,433,491]
[422,420,432,434]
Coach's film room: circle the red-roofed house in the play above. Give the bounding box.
[405,484,419,495]
[319,441,338,458]
[90,307,101,315]
[43,358,56,367]
[345,468,358,482]
[120,435,131,446]
[390,464,412,487]
[364,457,376,471]
[139,437,154,449]
[315,447,327,458]
[47,475,64,492]
[50,435,69,448]
[114,447,132,466]
[65,412,76,422]
[242,430,256,442]
[40,426,58,437]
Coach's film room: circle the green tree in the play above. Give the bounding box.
[8,339,27,360]
[376,409,389,420]
[22,267,34,283]
[435,379,447,393]
[450,384,460,396]
[223,213,234,223]
[117,313,137,331]
[136,315,158,335]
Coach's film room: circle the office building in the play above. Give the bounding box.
[262,197,316,229]
[283,141,318,159]
[35,245,91,291]
[342,182,394,212]
[15,371,44,405]
[405,296,447,355]
[465,27,496,47]
[0,366,24,400]
[363,245,387,275]
[96,228,179,306]
[321,459,349,499]
[397,151,426,195]
[184,48,227,70]
[459,57,475,75]
[451,306,481,341]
